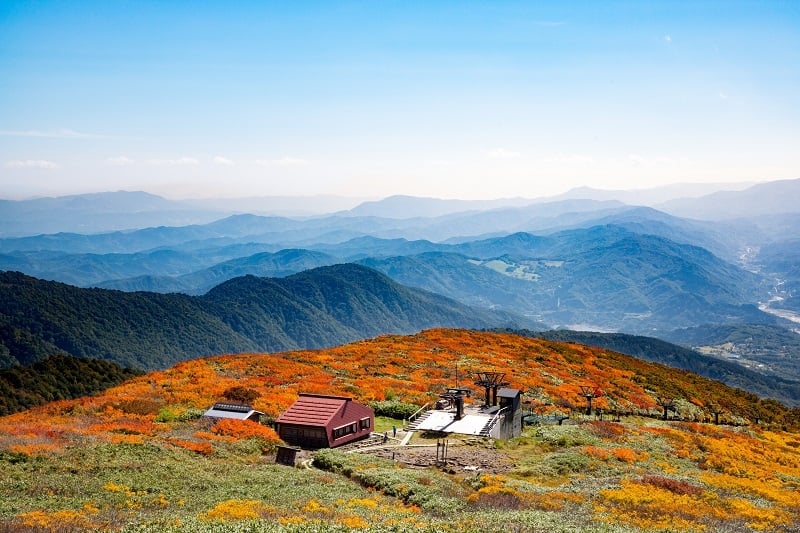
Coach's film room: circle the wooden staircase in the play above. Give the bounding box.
[405,410,433,431]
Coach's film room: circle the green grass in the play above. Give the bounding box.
[3,419,799,532]
[0,442,380,530]
[0,432,646,533]
[373,416,403,434]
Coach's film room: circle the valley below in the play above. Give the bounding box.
[3,182,800,405]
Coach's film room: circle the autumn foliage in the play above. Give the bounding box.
[211,418,281,447]
[0,328,799,531]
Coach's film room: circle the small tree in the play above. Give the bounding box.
[222,385,260,405]
[707,402,725,425]
[656,397,675,421]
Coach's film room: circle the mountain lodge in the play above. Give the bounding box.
[275,393,374,449]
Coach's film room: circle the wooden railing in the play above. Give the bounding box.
[404,403,431,429]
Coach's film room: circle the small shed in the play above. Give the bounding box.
[496,388,523,440]
[202,402,264,423]
[275,393,374,449]
[498,388,521,412]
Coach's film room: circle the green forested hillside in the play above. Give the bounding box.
[361,226,768,334]
[0,265,529,371]
[0,271,260,369]
[0,353,142,415]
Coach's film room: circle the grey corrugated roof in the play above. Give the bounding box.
[203,402,263,420]
[498,387,520,398]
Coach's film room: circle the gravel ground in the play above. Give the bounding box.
[368,437,514,474]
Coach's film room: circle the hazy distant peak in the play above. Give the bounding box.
[657,178,800,220]
[347,195,535,219]
[554,182,758,206]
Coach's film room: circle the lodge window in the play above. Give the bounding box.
[359,417,370,430]
[333,423,357,439]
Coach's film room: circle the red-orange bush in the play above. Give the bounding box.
[211,419,281,447]
[586,420,625,440]
[638,475,703,496]
[168,438,214,455]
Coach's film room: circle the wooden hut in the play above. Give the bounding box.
[275,393,374,448]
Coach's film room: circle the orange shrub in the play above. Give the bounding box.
[168,438,214,455]
[9,443,61,457]
[200,499,273,521]
[18,509,98,531]
[583,446,610,461]
[611,447,644,463]
[528,491,586,512]
[87,418,159,437]
[211,419,281,447]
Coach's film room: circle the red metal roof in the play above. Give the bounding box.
[276,393,352,426]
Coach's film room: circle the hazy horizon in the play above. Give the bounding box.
[0,178,764,205]
[2,1,798,201]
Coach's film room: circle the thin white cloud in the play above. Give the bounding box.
[4,159,58,169]
[0,129,109,139]
[487,148,521,159]
[664,34,672,44]
[628,154,647,166]
[107,156,134,166]
[256,157,310,167]
[540,153,595,164]
[213,156,235,165]
[149,157,199,166]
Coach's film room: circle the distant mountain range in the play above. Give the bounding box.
[1,178,799,393]
[0,265,534,370]
[3,179,796,238]
[358,226,770,333]
[0,223,773,333]
[0,191,367,237]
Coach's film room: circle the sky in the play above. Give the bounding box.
[1,0,798,201]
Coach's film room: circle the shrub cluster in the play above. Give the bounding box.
[313,449,466,514]
[368,400,421,420]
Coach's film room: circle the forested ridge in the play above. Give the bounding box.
[0,353,142,415]
[0,265,528,370]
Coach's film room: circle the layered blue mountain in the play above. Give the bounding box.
[2,180,799,393]
[357,226,768,333]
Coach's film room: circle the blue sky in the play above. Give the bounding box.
[1,0,798,200]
